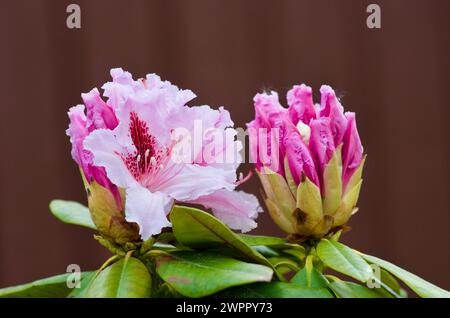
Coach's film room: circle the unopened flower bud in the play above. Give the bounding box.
[247,84,365,240]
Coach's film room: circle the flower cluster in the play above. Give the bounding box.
[247,84,365,239]
[67,68,261,241]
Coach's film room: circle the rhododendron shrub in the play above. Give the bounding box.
[0,72,448,299]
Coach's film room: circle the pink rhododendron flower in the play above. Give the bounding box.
[68,68,261,240]
[247,84,365,239]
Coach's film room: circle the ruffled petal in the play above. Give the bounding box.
[125,185,173,240]
[319,85,347,146]
[253,91,286,127]
[156,164,236,201]
[169,105,240,173]
[285,129,319,186]
[82,88,118,132]
[248,92,288,175]
[66,105,90,175]
[287,84,316,125]
[342,112,363,189]
[145,73,196,107]
[83,129,136,188]
[188,189,262,232]
[309,117,335,172]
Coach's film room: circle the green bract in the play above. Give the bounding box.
[258,154,366,240]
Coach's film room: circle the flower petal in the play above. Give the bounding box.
[83,129,136,188]
[66,105,89,172]
[342,112,363,189]
[188,189,262,233]
[248,92,288,175]
[319,85,347,146]
[157,164,236,201]
[285,129,319,186]
[287,84,316,125]
[82,88,118,131]
[309,117,335,173]
[125,185,173,239]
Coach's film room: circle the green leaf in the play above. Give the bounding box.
[252,246,280,258]
[360,252,450,298]
[317,239,372,282]
[68,271,97,298]
[329,281,382,298]
[170,206,280,278]
[239,234,286,246]
[268,257,300,273]
[282,247,307,260]
[154,251,273,298]
[85,257,151,298]
[291,256,328,288]
[375,269,405,298]
[49,200,96,230]
[217,282,334,298]
[291,268,328,288]
[0,271,95,298]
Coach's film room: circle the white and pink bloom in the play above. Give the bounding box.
[247,84,365,239]
[67,68,261,240]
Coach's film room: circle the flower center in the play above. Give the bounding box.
[125,112,168,182]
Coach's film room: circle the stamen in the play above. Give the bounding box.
[136,155,141,168]
[235,170,254,186]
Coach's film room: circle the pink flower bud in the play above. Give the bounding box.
[248,84,365,239]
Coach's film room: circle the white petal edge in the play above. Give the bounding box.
[83,129,135,188]
[125,185,173,240]
[188,189,262,233]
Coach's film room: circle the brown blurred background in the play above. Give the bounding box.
[0,0,449,290]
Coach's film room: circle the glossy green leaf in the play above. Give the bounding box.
[268,257,300,272]
[170,206,279,276]
[85,257,151,298]
[68,271,97,298]
[154,251,273,298]
[329,281,382,298]
[49,200,96,230]
[0,271,95,298]
[291,268,328,288]
[282,247,307,260]
[291,256,328,288]
[217,282,334,298]
[239,234,286,246]
[360,252,450,298]
[252,246,280,257]
[317,239,372,282]
[375,269,405,298]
